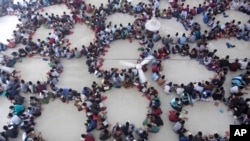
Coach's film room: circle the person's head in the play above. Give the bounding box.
[3,126,8,130]
[198,82,202,86]
[147,124,152,128]
[214,133,219,138]
[180,83,184,87]
[175,98,180,102]
[180,120,185,124]
[161,75,165,79]
[59,88,63,92]
[126,121,130,126]
[198,131,203,136]
[188,134,193,140]
[169,82,172,86]
[9,105,14,110]
[8,113,13,118]
[81,134,86,138]
[103,129,109,133]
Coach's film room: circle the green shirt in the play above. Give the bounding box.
[13,104,25,115]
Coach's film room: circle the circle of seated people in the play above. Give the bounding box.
[1,2,250,141]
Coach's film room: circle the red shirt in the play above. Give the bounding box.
[85,134,95,141]
[152,65,158,73]
[168,110,179,122]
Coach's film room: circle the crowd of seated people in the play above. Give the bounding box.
[0,82,45,141]
[76,80,163,141]
[0,0,250,140]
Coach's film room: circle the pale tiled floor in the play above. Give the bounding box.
[0,0,250,141]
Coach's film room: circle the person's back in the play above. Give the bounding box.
[173,121,182,133]
[168,110,180,122]
[9,113,22,125]
[239,58,248,70]
[81,133,95,141]
[170,98,182,112]
[231,76,245,87]
[147,124,159,133]
[3,125,18,138]
[13,104,25,115]
[0,133,6,141]
[193,131,205,141]
[99,129,111,140]
[229,60,240,71]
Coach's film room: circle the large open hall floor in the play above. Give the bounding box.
[0,0,250,141]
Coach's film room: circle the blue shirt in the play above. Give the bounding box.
[63,88,69,95]
[135,5,141,12]
[179,36,186,45]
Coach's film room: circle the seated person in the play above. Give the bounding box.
[86,4,93,13]
[157,75,166,86]
[158,47,170,59]
[2,125,18,138]
[212,87,225,102]
[23,131,45,141]
[231,76,246,87]
[0,132,7,141]
[99,129,111,140]
[170,98,183,112]
[152,71,160,81]
[201,90,213,101]
[139,36,148,45]
[176,84,185,95]
[57,88,71,103]
[168,110,181,122]
[189,48,198,59]
[121,121,135,136]
[27,106,42,117]
[6,39,16,48]
[173,119,187,134]
[9,104,25,116]
[112,123,123,141]
[147,123,160,133]
[80,133,95,141]
[20,119,35,131]
[229,59,240,72]
[7,113,22,126]
[152,31,161,42]
[180,92,193,106]
[101,78,113,91]
[0,42,7,51]
[85,119,97,132]
[160,9,168,19]
[230,85,248,96]
[18,48,28,57]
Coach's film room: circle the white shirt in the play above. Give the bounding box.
[230,86,239,93]
[84,101,92,108]
[176,87,184,95]
[154,0,160,9]
[239,60,248,70]
[10,115,22,125]
[194,84,204,93]
[164,84,171,94]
